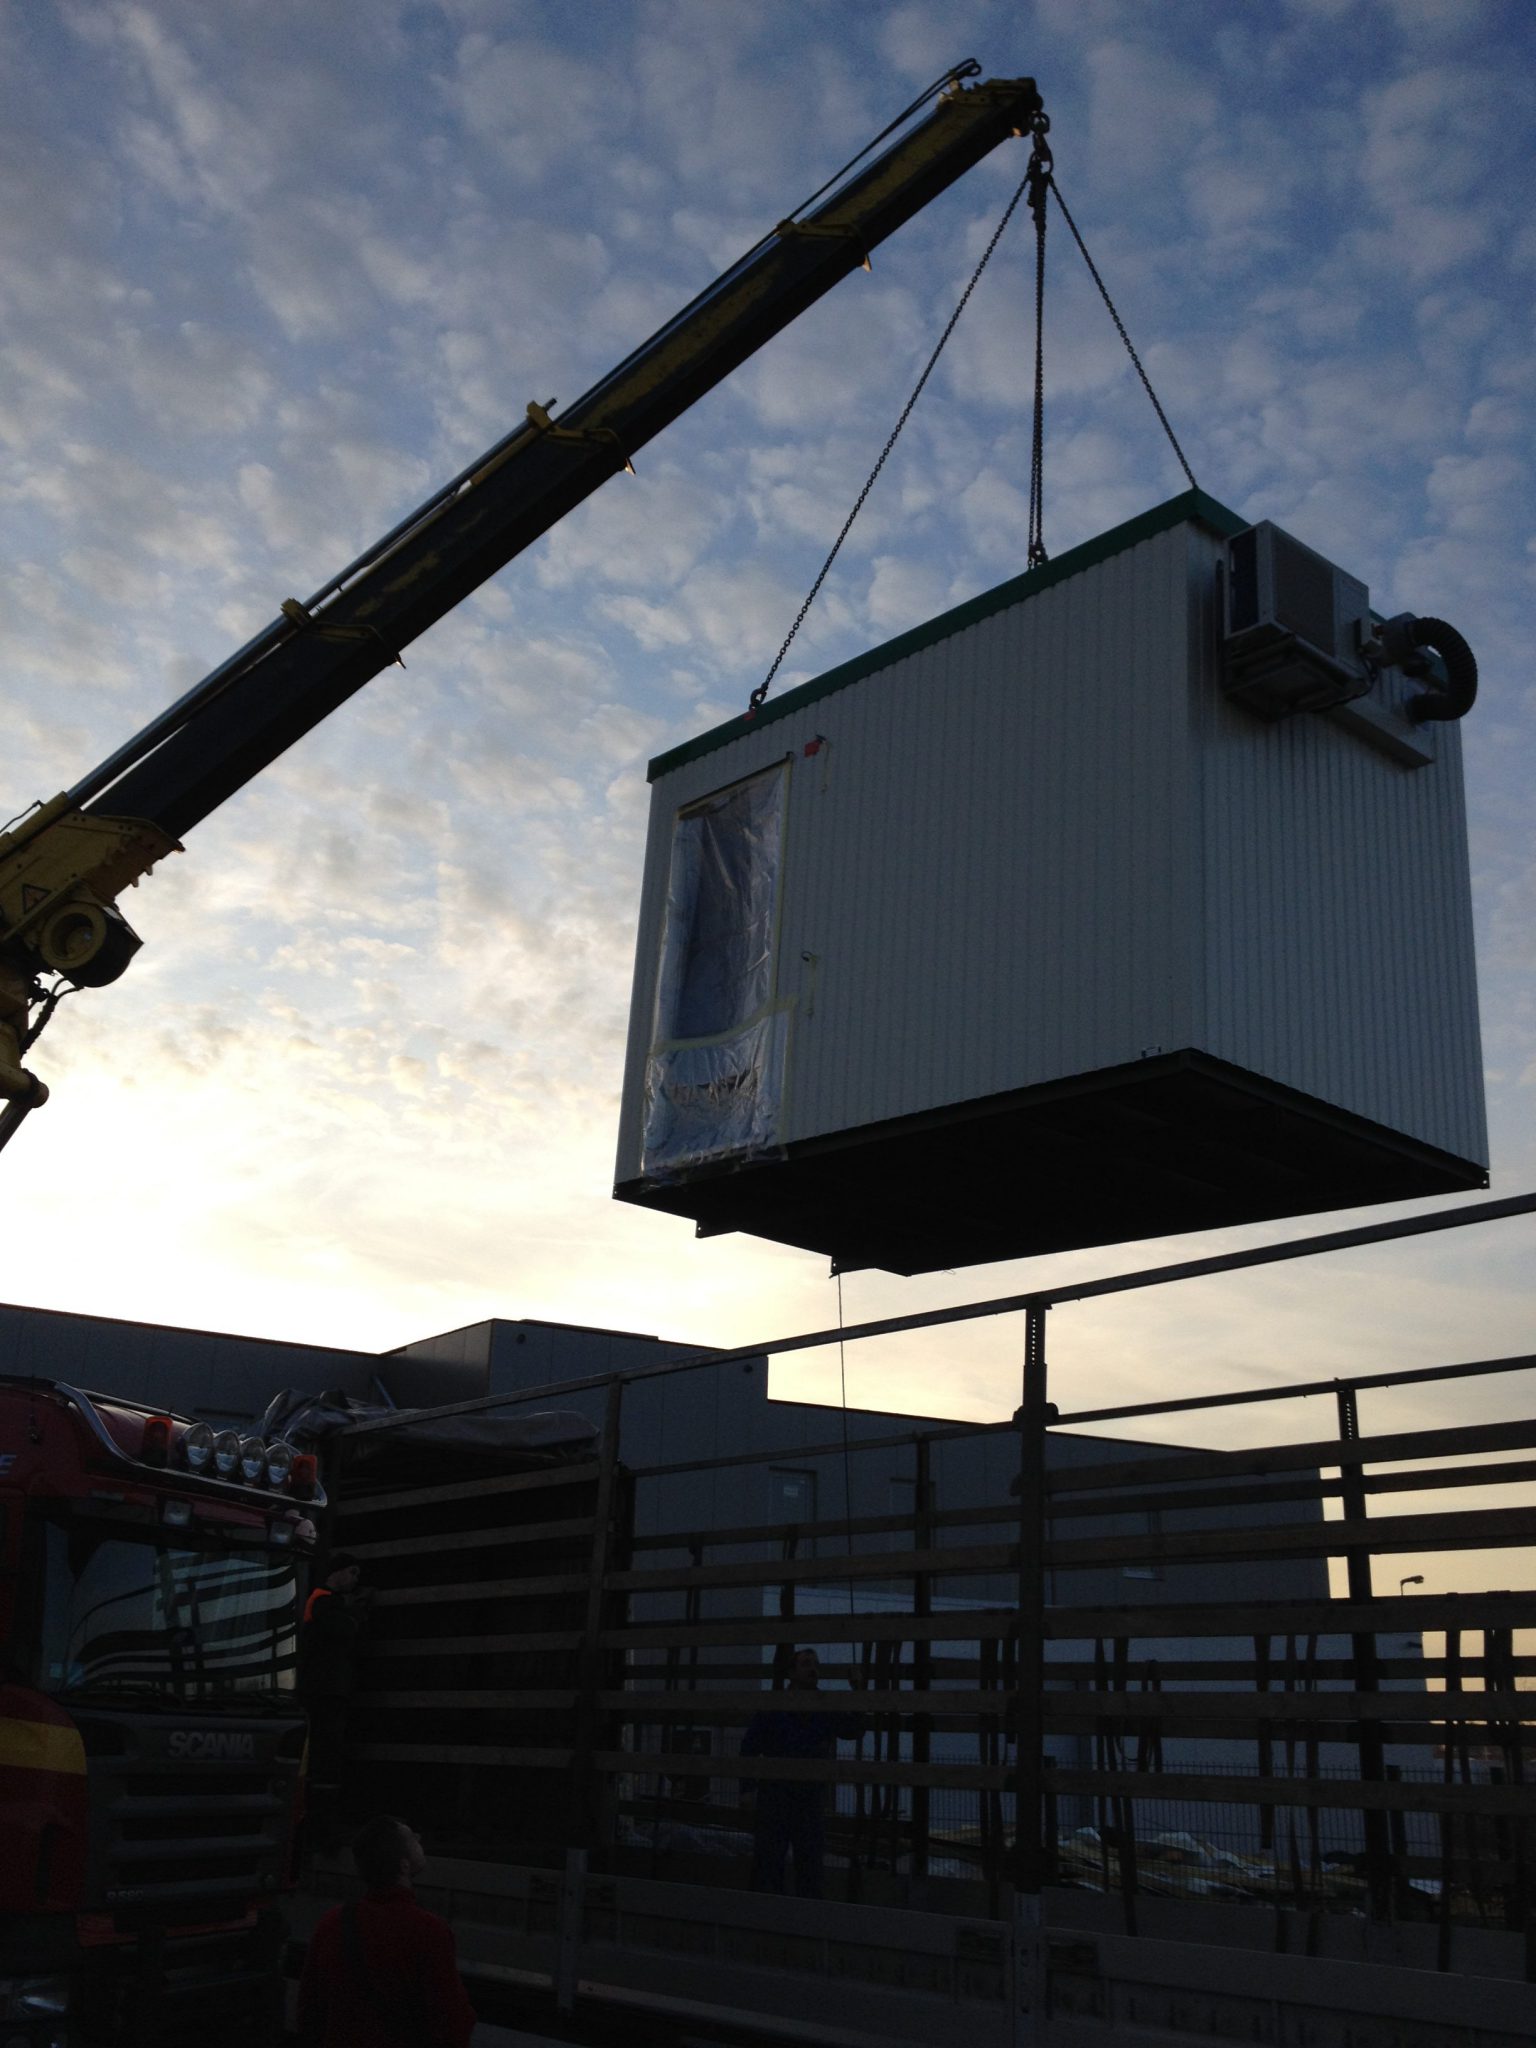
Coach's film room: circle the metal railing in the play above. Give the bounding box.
[344,1194,1536,1955]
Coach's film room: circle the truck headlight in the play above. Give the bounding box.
[182,1421,214,1472]
[1,1973,70,2025]
[19,1987,69,2015]
[1,1966,68,2015]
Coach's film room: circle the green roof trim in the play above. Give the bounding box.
[647,486,1248,782]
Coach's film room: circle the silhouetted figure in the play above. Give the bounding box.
[740,1648,866,1898]
[299,1553,369,1786]
[297,1815,476,2048]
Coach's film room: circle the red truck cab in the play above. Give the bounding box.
[0,1376,322,2046]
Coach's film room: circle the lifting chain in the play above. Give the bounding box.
[745,145,1041,720]
[1026,114,1052,570]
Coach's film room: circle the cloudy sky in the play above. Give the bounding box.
[3,0,1534,1476]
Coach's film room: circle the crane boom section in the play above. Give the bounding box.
[0,72,1041,1137]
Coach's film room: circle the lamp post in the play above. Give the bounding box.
[1399,1574,1424,1596]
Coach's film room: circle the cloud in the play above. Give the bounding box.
[601,552,830,686]
[877,4,994,85]
[865,550,953,636]
[1082,39,1218,195]
[243,196,399,344]
[732,281,930,431]
[1345,63,1524,282]
[1360,66,1505,208]
[1422,449,1528,535]
[448,32,615,181]
[600,594,695,653]
[957,468,1032,572]
[96,4,281,217]
[630,0,874,210]
[120,320,275,435]
[535,467,728,591]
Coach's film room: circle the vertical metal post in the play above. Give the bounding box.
[570,1377,625,1854]
[912,1434,932,1883]
[1011,1304,1050,1893]
[555,1846,587,2014]
[1010,1303,1050,2044]
[1336,1383,1392,1920]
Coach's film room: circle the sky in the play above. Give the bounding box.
[3,0,1535,1504]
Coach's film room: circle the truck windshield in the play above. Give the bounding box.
[30,1517,300,1705]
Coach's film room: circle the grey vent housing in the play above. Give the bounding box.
[1224,521,1372,719]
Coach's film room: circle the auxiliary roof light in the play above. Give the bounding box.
[182,1421,214,1473]
[239,1437,268,1486]
[289,1452,319,1501]
[141,1414,174,1468]
[265,1440,294,1490]
[212,1429,242,1479]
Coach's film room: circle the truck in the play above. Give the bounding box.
[0,1376,322,2045]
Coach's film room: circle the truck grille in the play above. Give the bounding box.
[75,1714,303,1915]
[106,1767,291,1904]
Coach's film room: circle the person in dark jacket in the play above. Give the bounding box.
[739,1648,867,1897]
[299,1553,369,1784]
[297,1815,476,2048]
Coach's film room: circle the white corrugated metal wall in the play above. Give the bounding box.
[1186,526,1485,1165]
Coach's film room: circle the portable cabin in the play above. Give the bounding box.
[613,489,1487,1275]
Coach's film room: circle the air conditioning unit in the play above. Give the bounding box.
[1224,521,1372,719]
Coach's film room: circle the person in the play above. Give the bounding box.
[739,1647,867,1898]
[298,1553,369,1785]
[297,1815,476,2048]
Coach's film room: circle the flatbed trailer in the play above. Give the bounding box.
[288,1199,1536,2045]
[290,1861,1536,2047]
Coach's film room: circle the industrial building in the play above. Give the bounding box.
[0,1295,1326,1627]
[0,1292,1351,1845]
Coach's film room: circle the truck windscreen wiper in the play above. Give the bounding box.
[198,1684,300,1714]
[58,1678,179,1703]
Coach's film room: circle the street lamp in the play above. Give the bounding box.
[1399,1574,1424,1595]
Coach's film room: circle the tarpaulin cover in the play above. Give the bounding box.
[642,1011,789,1176]
[261,1387,598,1457]
[643,761,789,1177]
